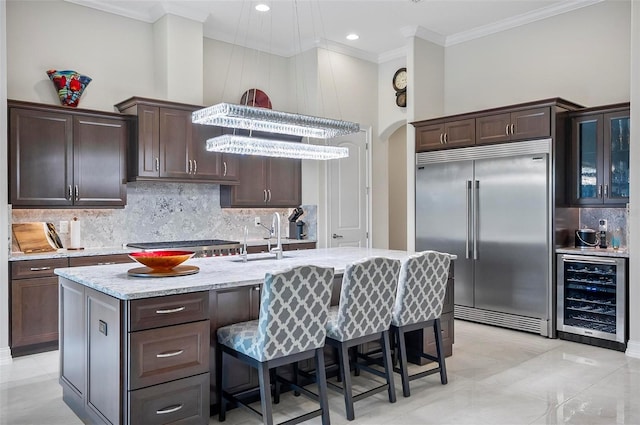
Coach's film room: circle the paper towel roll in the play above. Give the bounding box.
[69,218,82,249]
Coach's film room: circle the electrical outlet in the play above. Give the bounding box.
[59,220,69,234]
[599,219,608,231]
[254,217,261,227]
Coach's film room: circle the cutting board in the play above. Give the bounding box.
[13,222,58,253]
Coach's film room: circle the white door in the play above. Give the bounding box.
[327,130,370,248]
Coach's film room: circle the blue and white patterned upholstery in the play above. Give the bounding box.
[217,265,334,362]
[326,257,401,342]
[391,251,451,327]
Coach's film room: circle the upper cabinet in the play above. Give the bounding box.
[115,97,239,184]
[476,107,550,145]
[9,100,128,208]
[220,132,301,208]
[569,103,630,207]
[413,99,581,153]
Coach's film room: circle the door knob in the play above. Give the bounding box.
[332,233,344,239]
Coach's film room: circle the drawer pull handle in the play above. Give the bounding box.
[156,349,184,358]
[30,266,52,271]
[97,262,116,265]
[155,306,186,314]
[156,404,183,415]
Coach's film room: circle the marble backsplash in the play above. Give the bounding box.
[11,182,317,251]
[579,206,628,248]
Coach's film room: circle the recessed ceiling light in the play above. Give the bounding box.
[346,33,359,41]
[255,4,270,12]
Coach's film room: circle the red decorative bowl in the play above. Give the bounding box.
[129,250,195,271]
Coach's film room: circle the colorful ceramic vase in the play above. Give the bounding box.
[46,69,92,107]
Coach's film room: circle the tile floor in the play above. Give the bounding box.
[1,320,639,425]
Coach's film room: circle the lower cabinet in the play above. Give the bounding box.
[10,258,68,354]
[209,285,261,406]
[9,254,134,356]
[59,281,210,424]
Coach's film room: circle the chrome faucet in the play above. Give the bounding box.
[270,212,283,260]
[241,226,248,262]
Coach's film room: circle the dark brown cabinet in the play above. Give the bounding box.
[220,154,301,208]
[10,257,68,354]
[415,119,475,151]
[569,103,630,206]
[116,97,239,183]
[209,285,261,404]
[476,107,550,145]
[9,254,134,356]
[413,99,581,153]
[59,284,211,424]
[8,100,128,207]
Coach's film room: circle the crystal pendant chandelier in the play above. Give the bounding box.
[192,1,358,160]
[206,134,349,160]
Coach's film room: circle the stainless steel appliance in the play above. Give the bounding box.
[416,139,553,336]
[127,239,241,258]
[557,254,626,349]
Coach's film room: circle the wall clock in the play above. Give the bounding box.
[392,67,407,108]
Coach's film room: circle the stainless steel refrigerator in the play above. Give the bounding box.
[416,139,553,336]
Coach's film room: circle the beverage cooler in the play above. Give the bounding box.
[557,254,627,349]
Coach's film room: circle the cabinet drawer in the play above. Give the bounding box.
[129,373,209,425]
[11,258,68,279]
[129,320,209,390]
[69,254,134,267]
[129,291,209,331]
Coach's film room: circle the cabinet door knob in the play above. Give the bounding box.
[510,123,515,135]
[155,157,159,171]
[267,189,272,202]
[74,185,79,201]
[223,161,227,177]
[193,159,197,174]
[604,184,609,197]
[332,233,344,239]
[188,159,192,174]
[444,133,448,143]
[439,133,444,144]
[505,124,510,136]
[67,185,72,200]
[263,189,268,203]
[598,184,603,198]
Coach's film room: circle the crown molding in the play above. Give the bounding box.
[378,47,408,64]
[445,0,604,46]
[65,0,210,23]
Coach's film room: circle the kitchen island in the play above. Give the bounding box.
[55,247,454,425]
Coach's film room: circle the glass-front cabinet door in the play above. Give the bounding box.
[603,112,630,204]
[570,104,630,206]
[572,114,604,205]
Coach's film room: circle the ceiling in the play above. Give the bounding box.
[66,0,602,62]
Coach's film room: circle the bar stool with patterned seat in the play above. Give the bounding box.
[324,256,401,421]
[391,250,451,397]
[216,265,334,425]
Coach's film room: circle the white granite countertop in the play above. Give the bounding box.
[54,247,456,300]
[555,246,629,258]
[9,247,137,262]
[9,239,317,261]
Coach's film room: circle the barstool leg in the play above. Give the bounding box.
[381,330,397,403]
[217,344,226,421]
[258,363,274,425]
[338,343,355,420]
[292,362,301,396]
[271,367,280,404]
[395,326,411,397]
[434,319,448,385]
[315,348,331,425]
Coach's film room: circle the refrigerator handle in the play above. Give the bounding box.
[474,180,479,260]
[466,180,472,259]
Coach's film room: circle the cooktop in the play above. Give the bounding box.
[126,239,240,250]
